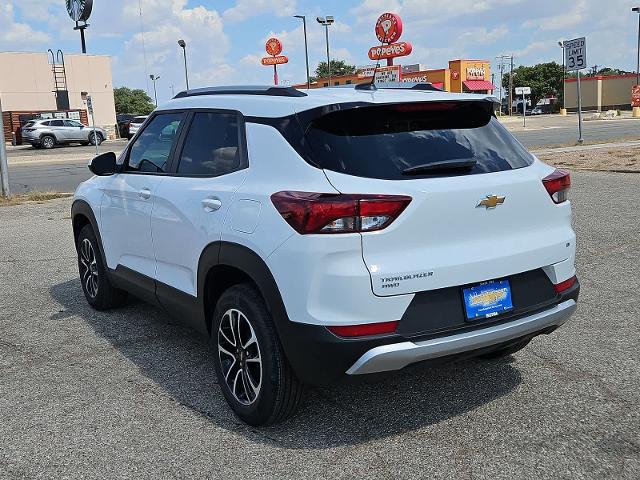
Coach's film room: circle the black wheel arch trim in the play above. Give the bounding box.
[71,199,107,267]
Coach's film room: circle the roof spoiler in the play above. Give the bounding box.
[173,85,307,99]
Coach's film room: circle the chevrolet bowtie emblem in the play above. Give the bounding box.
[477,195,506,209]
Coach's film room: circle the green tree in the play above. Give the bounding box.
[113,87,155,115]
[311,60,357,82]
[503,62,564,109]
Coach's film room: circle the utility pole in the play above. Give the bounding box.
[0,96,11,197]
[496,55,510,115]
[509,55,514,116]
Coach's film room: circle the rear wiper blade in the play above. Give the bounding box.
[402,159,477,175]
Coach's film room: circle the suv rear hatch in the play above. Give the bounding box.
[304,100,575,297]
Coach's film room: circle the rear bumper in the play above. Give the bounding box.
[346,299,576,375]
[279,281,579,386]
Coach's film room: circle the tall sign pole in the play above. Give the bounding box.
[564,37,587,144]
[0,97,10,197]
[66,0,93,53]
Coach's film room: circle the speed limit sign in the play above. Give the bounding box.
[564,37,587,71]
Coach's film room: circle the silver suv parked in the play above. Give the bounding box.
[21,119,107,149]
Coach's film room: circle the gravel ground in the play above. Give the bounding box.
[0,171,638,479]
[539,146,640,173]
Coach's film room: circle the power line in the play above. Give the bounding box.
[138,0,150,95]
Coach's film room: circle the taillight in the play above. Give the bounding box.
[327,321,399,338]
[270,191,411,234]
[554,275,577,293]
[542,169,571,204]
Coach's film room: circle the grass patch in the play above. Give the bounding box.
[0,191,72,207]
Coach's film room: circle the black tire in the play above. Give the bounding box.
[211,283,303,426]
[479,338,531,360]
[89,132,103,146]
[41,135,55,149]
[77,225,127,310]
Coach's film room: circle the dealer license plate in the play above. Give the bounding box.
[463,279,513,321]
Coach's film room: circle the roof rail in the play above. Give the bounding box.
[173,85,307,99]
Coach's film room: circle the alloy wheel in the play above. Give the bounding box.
[218,308,262,405]
[42,137,54,148]
[79,238,99,298]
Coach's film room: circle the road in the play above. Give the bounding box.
[0,170,638,478]
[4,117,639,194]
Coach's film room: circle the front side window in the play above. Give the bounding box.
[64,120,83,127]
[126,113,184,173]
[177,112,244,176]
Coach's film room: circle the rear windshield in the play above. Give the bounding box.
[304,102,534,180]
[132,116,148,124]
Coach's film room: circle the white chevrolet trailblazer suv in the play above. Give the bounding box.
[72,84,579,425]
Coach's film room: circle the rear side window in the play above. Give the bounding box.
[51,120,64,127]
[177,112,244,176]
[305,102,534,180]
[127,113,184,173]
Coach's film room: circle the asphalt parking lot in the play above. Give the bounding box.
[0,170,638,479]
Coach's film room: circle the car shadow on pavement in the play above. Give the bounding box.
[50,279,523,449]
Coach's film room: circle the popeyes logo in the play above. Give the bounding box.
[466,66,486,80]
[375,13,403,43]
[451,71,460,80]
[369,13,412,63]
[265,37,283,56]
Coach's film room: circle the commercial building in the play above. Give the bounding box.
[296,59,496,94]
[564,73,638,111]
[1,51,117,143]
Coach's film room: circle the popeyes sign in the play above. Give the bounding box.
[466,66,487,81]
[368,13,412,64]
[261,37,288,85]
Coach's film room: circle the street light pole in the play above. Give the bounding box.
[317,16,334,87]
[150,74,160,106]
[633,7,640,85]
[558,41,566,112]
[178,39,189,92]
[0,96,11,197]
[294,15,311,89]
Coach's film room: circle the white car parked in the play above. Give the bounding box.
[72,84,579,425]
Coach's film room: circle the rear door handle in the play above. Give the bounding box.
[202,198,223,212]
[138,188,151,200]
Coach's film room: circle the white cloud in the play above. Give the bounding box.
[522,0,586,31]
[0,1,50,47]
[223,0,297,22]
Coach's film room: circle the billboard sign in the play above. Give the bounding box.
[374,65,401,84]
[369,13,411,64]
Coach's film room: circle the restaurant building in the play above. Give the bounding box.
[564,73,638,111]
[296,59,496,94]
[1,51,117,143]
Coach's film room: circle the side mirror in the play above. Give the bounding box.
[88,152,117,176]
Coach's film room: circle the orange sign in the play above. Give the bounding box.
[261,55,288,66]
[375,13,403,43]
[368,42,412,61]
[632,85,640,108]
[265,37,283,56]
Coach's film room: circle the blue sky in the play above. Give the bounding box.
[2,0,638,103]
